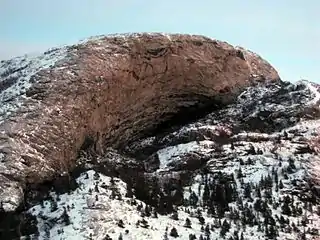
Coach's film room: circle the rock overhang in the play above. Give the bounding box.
[0,32,280,211]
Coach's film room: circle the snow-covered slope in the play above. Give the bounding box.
[0,48,68,123]
[10,80,319,240]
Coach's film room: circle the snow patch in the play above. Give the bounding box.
[157,140,214,170]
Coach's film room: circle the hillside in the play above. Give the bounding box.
[0,33,319,240]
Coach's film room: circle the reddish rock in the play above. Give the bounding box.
[0,33,280,211]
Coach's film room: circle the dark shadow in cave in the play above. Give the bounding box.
[121,93,232,151]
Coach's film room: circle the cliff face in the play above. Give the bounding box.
[0,33,280,212]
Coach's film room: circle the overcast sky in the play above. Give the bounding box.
[0,0,319,82]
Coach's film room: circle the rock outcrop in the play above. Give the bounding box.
[0,33,280,211]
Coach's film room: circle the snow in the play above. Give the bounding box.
[27,107,320,238]
[298,80,320,106]
[0,181,24,212]
[78,32,174,45]
[28,168,284,240]
[0,47,68,123]
[29,170,226,240]
[157,140,214,170]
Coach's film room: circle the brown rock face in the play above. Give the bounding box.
[0,33,280,211]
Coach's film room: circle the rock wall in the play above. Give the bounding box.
[0,33,280,211]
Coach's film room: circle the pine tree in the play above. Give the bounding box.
[220,219,230,237]
[281,197,292,216]
[189,234,197,240]
[254,198,262,212]
[273,169,278,183]
[203,183,210,206]
[118,233,123,240]
[50,198,58,212]
[308,202,313,213]
[283,131,289,139]
[288,158,296,173]
[279,215,286,228]
[265,174,273,189]
[266,224,277,239]
[61,207,70,225]
[118,219,125,228]
[279,180,283,189]
[205,224,211,239]
[233,230,239,240]
[163,227,169,240]
[207,204,216,216]
[230,142,235,150]
[198,215,205,225]
[239,158,245,165]
[256,186,261,198]
[103,234,112,240]
[244,183,252,200]
[184,218,192,228]
[240,232,244,240]
[300,230,307,240]
[94,183,99,193]
[248,144,256,154]
[170,227,179,238]
[189,191,199,206]
[110,176,115,185]
[237,168,243,178]
[257,148,263,154]
[247,157,253,165]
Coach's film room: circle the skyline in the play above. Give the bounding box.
[0,0,319,82]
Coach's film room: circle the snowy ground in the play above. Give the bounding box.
[23,81,320,240]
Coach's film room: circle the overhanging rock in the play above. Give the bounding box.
[0,33,280,211]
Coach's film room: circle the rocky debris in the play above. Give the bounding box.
[0,33,280,212]
[1,80,319,239]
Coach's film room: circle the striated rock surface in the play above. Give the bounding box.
[0,33,280,212]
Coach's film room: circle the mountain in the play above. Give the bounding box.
[0,33,319,240]
[0,33,280,213]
